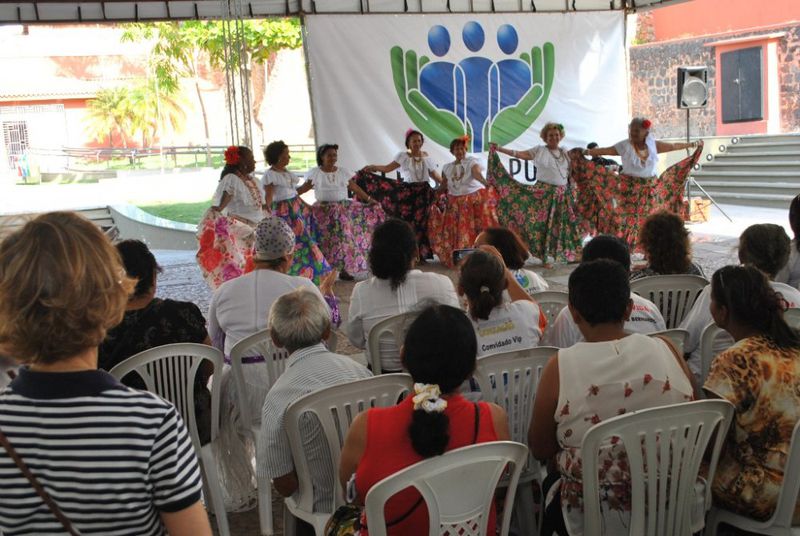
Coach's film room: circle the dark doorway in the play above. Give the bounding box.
[720,46,763,124]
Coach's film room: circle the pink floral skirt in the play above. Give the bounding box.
[311,200,386,274]
[196,210,255,290]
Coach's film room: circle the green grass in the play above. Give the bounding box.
[138,199,212,225]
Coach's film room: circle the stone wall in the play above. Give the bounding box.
[630,23,800,138]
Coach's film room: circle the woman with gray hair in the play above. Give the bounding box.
[575,117,703,249]
[209,215,335,511]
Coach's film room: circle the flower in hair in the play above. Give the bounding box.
[641,119,652,130]
[224,146,240,166]
[556,123,564,131]
[412,383,448,414]
[480,285,491,293]
[459,134,471,144]
[405,128,415,138]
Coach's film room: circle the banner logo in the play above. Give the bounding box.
[391,22,555,152]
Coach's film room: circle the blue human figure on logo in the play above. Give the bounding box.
[419,25,463,117]
[490,24,532,117]
[458,21,493,153]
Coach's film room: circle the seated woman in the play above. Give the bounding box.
[339,304,511,535]
[0,212,210,536]
[630,210,705,281]
[680,223,800,378]
[474,227,549,296]
[704,265,800,524]
[530,259,694,536]
[776,194,800,289]
[307,143,385,280]
[459,249,546,358]
[428,136,498,268]
[99,239,212,443]
[345,219,459,372]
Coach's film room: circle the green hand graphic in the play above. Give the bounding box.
[390,46,467,148]
[486,42,555,150]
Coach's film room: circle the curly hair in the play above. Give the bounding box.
[0,212,135,364]
[264,140,288,166]
[639,211,693,275]
[539,122,565,142]
[739,224,790,279]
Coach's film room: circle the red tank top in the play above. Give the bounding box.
[355,393,499,535]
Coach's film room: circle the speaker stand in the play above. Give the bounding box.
[684,108,733,223]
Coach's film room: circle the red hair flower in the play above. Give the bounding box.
[459,134,471,144]
[642,119,652,130]
[224,146,240,166]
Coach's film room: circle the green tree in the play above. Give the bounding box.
[121,19,302,153]
[84,87,134,147]
[128,78,188,147]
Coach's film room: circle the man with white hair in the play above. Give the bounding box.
[258,287,371,514]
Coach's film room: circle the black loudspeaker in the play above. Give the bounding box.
[677,66,709,109]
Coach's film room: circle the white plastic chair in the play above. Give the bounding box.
[630,275,709,330]
[363,441,529,536]
[109,343,230,536]
[705,420,800,536]
[784,307,800,331]
[229,329,291,536]
[283,373,414,535]
[699,323,734,386]
[581,399,734,536]
[650,328,690,356]
[366,312,418,374]
[473,347,558,536]
[531,290,569,329]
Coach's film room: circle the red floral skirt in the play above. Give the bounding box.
[571,146,703,250]
[428,188,499,268]
[196,210,255,290]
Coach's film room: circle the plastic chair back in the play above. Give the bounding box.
[473,347,556,477]
[581,399,734,536]
[229,328,290,428]
[699,323,734,386]
[630,275,709,329]
[531,290,569,328]
[366,312,418,374]
[650,328,690,356]
[284,373,413,513]
[784,307,800,331]
[364,441,529,536]
[109,342,223,451]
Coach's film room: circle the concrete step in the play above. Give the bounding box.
[726,141,800,154]
[735,134,800,145]
[699,161,800,173]
[711,152,800,163]
[690,181,799,196]
[698,190,795,210]
[692,170,800,180]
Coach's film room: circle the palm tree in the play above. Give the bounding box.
[127,79,189,147]
[84,87,133,147]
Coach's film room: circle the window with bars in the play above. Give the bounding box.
[3,121,29,168]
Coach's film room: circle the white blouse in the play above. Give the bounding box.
[393,151,437,183]
[262,169,300,202]
[614,133,659,178]
[526,145,570,186]
[472,301,545,358]
[212,173,265,224]
[442,157,484,196]
[307,167,352,203]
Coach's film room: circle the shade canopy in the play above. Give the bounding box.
[0,0,691,23]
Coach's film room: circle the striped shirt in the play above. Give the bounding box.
[0,368,203,536]
[257,343,371,512]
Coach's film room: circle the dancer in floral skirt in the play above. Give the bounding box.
[358,129,443,260]
[490,122,582,264]
[307,143,385,279]
[428,136,498,267]
[197,145,265,289]
[262,140,331,286]
[577,117,703,250]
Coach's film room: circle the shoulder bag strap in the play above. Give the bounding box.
[0,427,81,536]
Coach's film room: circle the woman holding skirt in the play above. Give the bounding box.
[358,129,443,260]
[262,140,331,286]
[307,144,386,279]
[577,117,702,250]
[490,122,582,264]
[428,136,498,267]
[197,145,266,289]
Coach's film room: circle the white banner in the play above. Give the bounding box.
[304,12,628,181]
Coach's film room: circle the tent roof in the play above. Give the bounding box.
[0,0,690,24]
